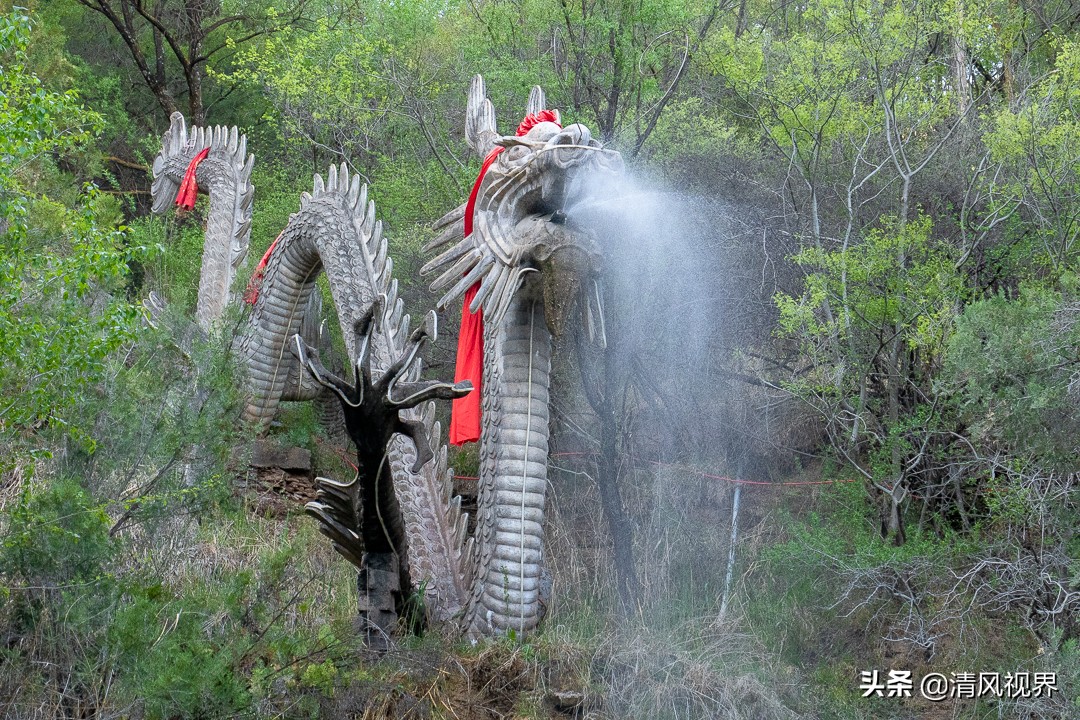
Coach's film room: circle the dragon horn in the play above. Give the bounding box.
[466,74,498,156]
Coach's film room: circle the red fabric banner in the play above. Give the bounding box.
[174,147,210,211]
[450,110,561,446]
[449,282,484,445]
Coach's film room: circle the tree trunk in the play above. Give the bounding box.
[595,383,641,614]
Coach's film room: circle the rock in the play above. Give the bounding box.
[549,690,585,712]
[250,439,312,473]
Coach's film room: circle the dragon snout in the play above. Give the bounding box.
[552,123,592,146]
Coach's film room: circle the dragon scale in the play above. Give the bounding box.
[467,291,552,635]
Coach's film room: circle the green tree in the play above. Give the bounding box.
[943,279,1080,470]
[66,0,319,126]
[984,37,1080,274]
[775,214,965,542]
[0,9,145,452]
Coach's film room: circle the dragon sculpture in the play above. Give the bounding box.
[149,76,622,640]
[151,116,254,330]
[150,112,342,434]
[418,76,620,636]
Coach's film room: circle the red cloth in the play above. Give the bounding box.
[174,147,210,211]
[449,283,484,445]
[243,231,284,305]
[450,110,561,445]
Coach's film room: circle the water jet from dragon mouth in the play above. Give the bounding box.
[545,165,799,697]
[570,161,793,474]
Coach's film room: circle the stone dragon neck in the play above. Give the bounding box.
[467,288,552,636]
[151,112,254,329]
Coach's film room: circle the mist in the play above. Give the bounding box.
[534,168,804,717]
[565,166,794,472]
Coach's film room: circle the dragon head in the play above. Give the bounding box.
[423,76,622,346]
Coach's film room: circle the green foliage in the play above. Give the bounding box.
[133,214,206,312]
[2,474,356,720]
[107,579,252,719]
[1,476,115,590]
[942,280,1080,469]
[8,0,1080,715]
[217,7,469,229]
[774,214,965,495]
[777,214,962,360]
[0,9,147,448]
[642,96,740,175]
[985,37,1080,271]
[708,0,961,183]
